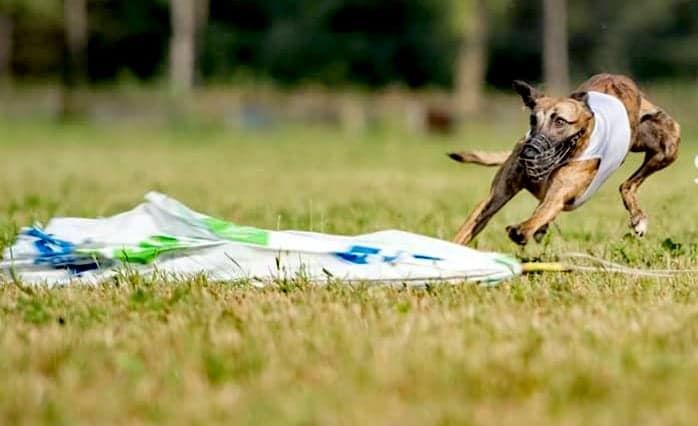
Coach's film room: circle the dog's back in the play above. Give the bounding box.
[576,74,647,135]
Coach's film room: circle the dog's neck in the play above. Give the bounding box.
[569,115,595,159]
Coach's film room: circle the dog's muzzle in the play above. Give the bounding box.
[518,130,584,181]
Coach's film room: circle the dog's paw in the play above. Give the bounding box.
[631,216,648,237]
[533,224,549,243]
[506,225,528,246]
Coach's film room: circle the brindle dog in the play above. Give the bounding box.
[449,74,680,246]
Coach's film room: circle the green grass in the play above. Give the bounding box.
[0,109,697,425]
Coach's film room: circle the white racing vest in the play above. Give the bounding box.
[570,91,632,208]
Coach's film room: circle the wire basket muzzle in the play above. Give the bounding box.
[518,134,573,181]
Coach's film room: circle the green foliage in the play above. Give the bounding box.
[4,0,698,87]
[201,0,458,87]
[489,0,698,85]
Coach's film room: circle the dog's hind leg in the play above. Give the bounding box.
[453,153,523,245]
[620,109,680,237]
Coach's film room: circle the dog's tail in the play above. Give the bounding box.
[447,150,510,167]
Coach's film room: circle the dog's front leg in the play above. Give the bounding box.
[453,153,524,245]
[506,195,566,246]
[506,160,598,245]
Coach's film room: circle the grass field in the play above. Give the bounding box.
[0,92,697,425]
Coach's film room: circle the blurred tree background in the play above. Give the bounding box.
[2,0,696,86]
[0,0,696,120]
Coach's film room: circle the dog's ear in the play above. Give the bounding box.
[570,91,591,111]
[512,80,542,109]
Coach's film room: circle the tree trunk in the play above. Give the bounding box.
[194,0,209,85]
[455,0,488,116]
[62,0,88,118]
[170,0,197,94]
[543,0,569,94]
[0,12,12,84]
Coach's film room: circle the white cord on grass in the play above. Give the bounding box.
[560,252,698,278]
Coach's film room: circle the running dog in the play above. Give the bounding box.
[449,74,680,246]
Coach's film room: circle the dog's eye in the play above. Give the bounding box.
[554,117,568,127]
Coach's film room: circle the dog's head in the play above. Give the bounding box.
[512,80,594,181]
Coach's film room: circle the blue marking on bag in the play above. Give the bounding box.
[413,254,442,261]
[334,245,443,264]
[334,245,380,264]
[26,227,101,274]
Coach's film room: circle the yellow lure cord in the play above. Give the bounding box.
[520,262,572,273]
[520,253,698,277]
